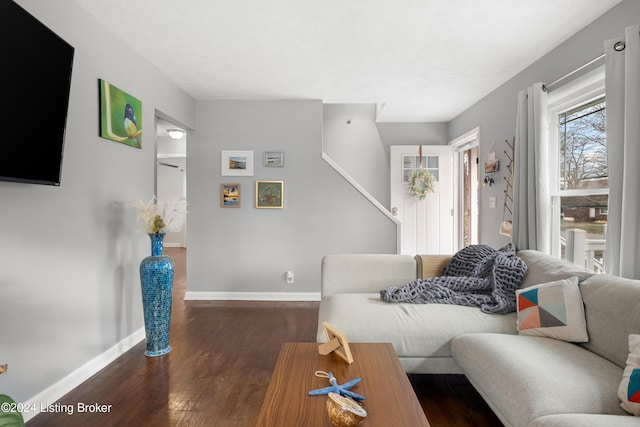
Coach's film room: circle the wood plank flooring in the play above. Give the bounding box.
[27,248,501,427]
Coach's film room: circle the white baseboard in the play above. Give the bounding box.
[184,291,321,301]
[22,328,145,422]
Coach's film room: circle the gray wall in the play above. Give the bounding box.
[0,0,195,404]
[323,103,447,209]
[187,100,396,295]
[449,0,640,249]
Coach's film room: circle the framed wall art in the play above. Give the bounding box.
[98,79,142,149]
[221,183,240,208]
[221,150,253,176]
[264,151,284,167]
[255,180,284,209]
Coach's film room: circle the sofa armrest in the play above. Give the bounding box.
[321,254,417,298]
[414,255,452,278]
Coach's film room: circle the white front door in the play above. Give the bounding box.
[390,145,454,255]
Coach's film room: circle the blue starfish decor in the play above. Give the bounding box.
[308,371,366,401]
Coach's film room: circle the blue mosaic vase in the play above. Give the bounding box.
[139,233,174,357]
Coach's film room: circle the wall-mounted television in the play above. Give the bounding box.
[0,1,75,186]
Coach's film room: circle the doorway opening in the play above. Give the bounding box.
[451,128,480,251]
[155,114,187,248]
[461,146,479,247]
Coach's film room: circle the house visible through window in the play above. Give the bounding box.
[556,96,608,272]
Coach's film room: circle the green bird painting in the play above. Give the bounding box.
[99,79,142,148]
[124,103,141,148]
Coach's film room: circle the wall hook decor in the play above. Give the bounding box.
[500,137,515,236]
[483,149,499,187]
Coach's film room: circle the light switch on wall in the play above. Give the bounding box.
[489,196,497,209]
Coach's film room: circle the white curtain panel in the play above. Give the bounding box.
[604,25,640,279]
[513,83,550,254]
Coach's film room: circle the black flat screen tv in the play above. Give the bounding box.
[0,0,75,186]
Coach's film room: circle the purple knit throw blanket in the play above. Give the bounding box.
[379,244,527,314]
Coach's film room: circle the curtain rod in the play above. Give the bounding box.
[543,53,605,92]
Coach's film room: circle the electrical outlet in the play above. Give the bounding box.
[286,271,294,284]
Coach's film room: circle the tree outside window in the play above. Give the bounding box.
[560,98,607,191]
[557,97,607,271]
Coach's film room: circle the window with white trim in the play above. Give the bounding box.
[548,67,607,273]
[402,155,439,182]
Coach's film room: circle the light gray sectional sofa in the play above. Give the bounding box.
[317,249,640,426]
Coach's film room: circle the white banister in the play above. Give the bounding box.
[560,230,605,273]
[565,229,587,267]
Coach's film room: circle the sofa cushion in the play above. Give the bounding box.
[451,333,626,427]
[619,334,640,416]
[527,413,640,427]
[415,254,451,278]
[321,254,417,298]
[579,274,640,368]
[317,293,516,359]
[516,250,593,289]
[516,276,588,342]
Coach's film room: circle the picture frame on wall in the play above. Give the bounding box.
[221,150,253,176]
[98,79,143,149]
[221,183,240,208]
[256,180,284,209]
[263,151,284,167]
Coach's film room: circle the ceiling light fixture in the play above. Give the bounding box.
[167,129,185,139]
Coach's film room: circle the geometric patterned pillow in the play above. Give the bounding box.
[618,334,640,416]
[516,276,589,342]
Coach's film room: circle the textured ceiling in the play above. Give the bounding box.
[75,0,623,122]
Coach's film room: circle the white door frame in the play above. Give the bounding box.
[449,127,480,252]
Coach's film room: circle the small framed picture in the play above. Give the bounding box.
[318,321,354,364]
[264,151,284,167]
[256,180,284,209]
[221,183,240,208]
[484,158,500,173]
[221,150,253,176]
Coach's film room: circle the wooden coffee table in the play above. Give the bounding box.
[256,342,431,426]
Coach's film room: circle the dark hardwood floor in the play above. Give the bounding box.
[27,248,501,426]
